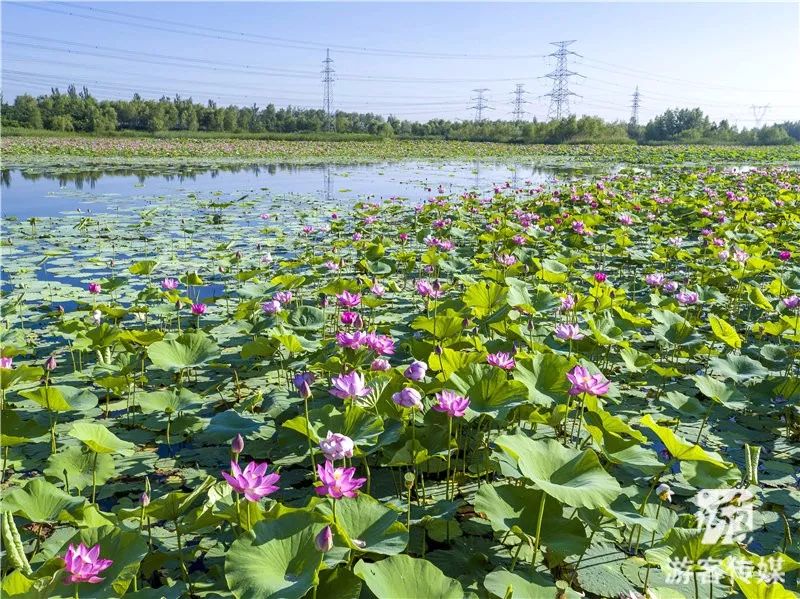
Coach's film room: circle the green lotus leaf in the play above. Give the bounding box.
[493,434,622,509]
[513,353,572,407]
[1,365,44,391]
[147,332,221,370]
[449,364,528,415]
[225,515,323,599]
[45,446,115,492]
[1,409,48,445]
[708,314,742,349]
[319,493,408,555]
[2,478,85,522]
[283,404,383,447]
[639,414,728,466]
[137,387,202,414]
[286,305,325,333]
[68,421,135,454]
[354,554,463,599]
[709,354,769,382]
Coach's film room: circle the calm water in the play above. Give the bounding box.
[0,161,601,218]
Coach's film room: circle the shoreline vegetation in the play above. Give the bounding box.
[3,134,800,165]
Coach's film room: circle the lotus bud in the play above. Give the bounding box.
[140,492,150,507]
[315,526,334,552]
[175,299,183,310]
[44,355,57,371]
[57,305,65,316]
[231,434,245,454]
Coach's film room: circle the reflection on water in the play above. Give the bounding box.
[1,160,606,218]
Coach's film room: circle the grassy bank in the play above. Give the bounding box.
[3,134,800,164]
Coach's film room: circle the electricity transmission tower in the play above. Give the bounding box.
[630,86,642,125]
[469,88,492,122]
[544,40,582,120]
[511,84,529,121]
[750,104,770,128]
[322,48,335,131]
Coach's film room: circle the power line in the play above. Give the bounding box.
[322,49,335,131]
[630,86,642,125]
[511,84,529,122]
[469,89,492,122]
[544,40,583,120]
[1,35,543,85]
[10,1,545,61]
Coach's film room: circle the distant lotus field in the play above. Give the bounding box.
[4,134,800,164]
[1,160,800,599]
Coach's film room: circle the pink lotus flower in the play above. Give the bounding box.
[319,431,355,461]
[416,280,433,297]
[566,365,610,396]
[370,358,391,371]
[336,331,368,350]
[87,282,102,294]
[645,273,666,288]
[330,371,371,400]
[433,390,469,418]
[222,460,280,501]
[364,332,395,355]
[392,387,423,409]
[370,282,386,297]
[497,254,517,267]
[778,250,791,261]
[403,360,427,381]
[293,371,315,398]
[315,460,366,499]
[337,290,362,308]
[676,291,699,306]
[559,294,576,312]
[324,261,339,271]
[663,281,679,293]
[190,303,207,315]
[274,291,293,304]
[783,295,800,309]
[593,272,607,283]
[554,323,584,340]
[62,543,113,584]
[487,352,515,370]
[261,300,282,314]
[340,311,363,327]
[161,278,179,290]
[0,356,12,369]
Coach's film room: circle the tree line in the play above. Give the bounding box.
[2,86,797,145]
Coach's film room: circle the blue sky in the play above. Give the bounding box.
[2,2,798,125]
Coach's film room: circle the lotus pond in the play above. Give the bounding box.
[1,159,799,599]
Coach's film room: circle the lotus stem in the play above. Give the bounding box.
[446,416,453,501]
[532,493,546,569]
[304,394,317,479]
[175,518,193,595]
[91,451,98,503]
